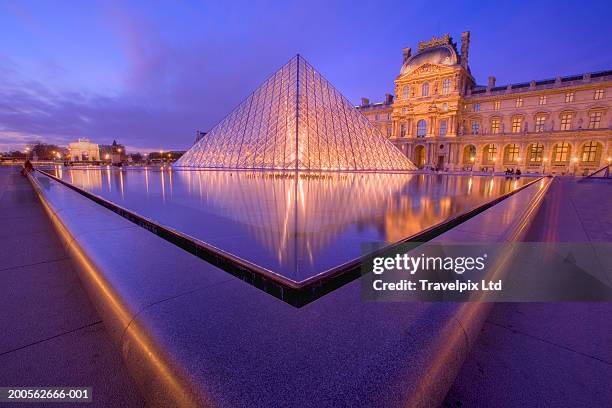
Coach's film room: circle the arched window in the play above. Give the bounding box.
[417,119,427,137]
[463,145,476,164]
[422,82,429,97]
[442,78,451,95]
[402,85,410,100]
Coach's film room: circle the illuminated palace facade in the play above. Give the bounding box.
[358,32,612,174]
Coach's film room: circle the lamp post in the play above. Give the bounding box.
[572,157,578,175]
[24,147,30,161]
[492,157,497,174]
[470,156,475,173]
[543,157,548,174]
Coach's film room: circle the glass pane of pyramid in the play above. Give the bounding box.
[175,55,416,171]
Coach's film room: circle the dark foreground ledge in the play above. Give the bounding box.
[28,172,549,407]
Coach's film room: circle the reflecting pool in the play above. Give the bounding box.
[50,166,530,282]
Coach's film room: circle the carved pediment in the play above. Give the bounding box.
[413,63,440,74]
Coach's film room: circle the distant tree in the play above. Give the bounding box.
[30,142,62,160]
[129,153,143,162]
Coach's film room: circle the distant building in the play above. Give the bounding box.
[195,130,207,145]
[357,32,611,174]
[68,138,100,162]
[99,140,126,164]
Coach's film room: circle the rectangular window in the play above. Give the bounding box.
[439,120,448,136]
[535,115,546,132]
[515,97,523,108]
[529,144,544,163]
[400,123,406,137]
[474,103,480,112]
[539,95,547,105]
[471,121,480,135]
[594,89,604,100]
[560,113,573,131]
[491,118,500,134]
[494,100,501,110]
[582,142,598,162]
[511,117,523,133]
[442,79,451,95]
[565,92,574,103]
[588,111,602,129]
[553,143,570,163]
[505,144,520,163]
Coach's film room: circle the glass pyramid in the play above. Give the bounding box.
[174,55,416,171]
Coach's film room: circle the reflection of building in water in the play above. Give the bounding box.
[67,168,102,190]
[68,138,100,162]
[175,171,524,277]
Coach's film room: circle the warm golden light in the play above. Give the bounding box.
[174,55,415,171]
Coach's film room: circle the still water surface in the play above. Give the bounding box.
[52,167,529,282]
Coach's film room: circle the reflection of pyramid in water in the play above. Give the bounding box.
[175,55,416,171]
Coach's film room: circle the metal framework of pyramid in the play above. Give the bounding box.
[174,55,416,171]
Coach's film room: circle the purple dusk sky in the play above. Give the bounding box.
[0,0,610,152]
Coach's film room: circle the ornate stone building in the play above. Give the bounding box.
[358,32,611,175]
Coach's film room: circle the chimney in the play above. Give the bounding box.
[384,93,394,105]
[402,47,412,63]
[360,97,370,106]
[460,31,470,68]
[487,76,496,89]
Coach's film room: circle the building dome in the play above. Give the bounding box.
[400,45,458,74]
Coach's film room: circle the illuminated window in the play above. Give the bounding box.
[535,115,546,132]
[439,119,448,136]
[402,85,410,99]
[588,111,602,129]
[417,119,427,137]
[491,118,500,134]
[553,143,570,163]
[422,82,429,97]
[400,123,407,137]
[511,116,523,133]
[504,144,520,164]
[581,141,599,162]
[539,95,547,105]
[474,103,480,112]
[441,103,448,112]
[515,97,523,108]
[494,100,501,110]
[528,143,544,163]
[565,92,574,103]
[471,121,480,135]
[485,145,497,163]
[442,78,451,95]
[560,113,573,130]
[594,89,604,100]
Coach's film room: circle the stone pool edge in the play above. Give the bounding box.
[26,172,551,407]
